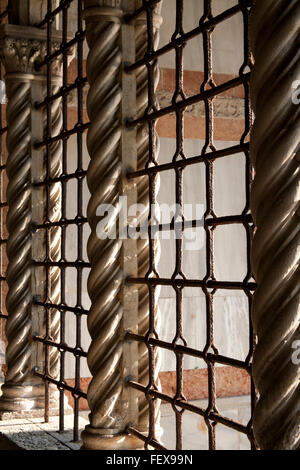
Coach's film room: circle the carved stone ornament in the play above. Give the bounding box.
[0,24,74,77]
[0,36,45,74]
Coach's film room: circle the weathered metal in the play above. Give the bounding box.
[125,0,256,450]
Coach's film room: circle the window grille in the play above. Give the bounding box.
[3,0,257,450]
[33,0,90,442]
[124,0,257,450]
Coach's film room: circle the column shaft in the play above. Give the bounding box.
[81,0,141,450]
[134,0,162,436]
[0,24,66,417]
[250,0,300,450]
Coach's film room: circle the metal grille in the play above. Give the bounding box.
[22,0,256,449]
[33,0,90,442]
[0,1,8,376]
[125,0,257,450]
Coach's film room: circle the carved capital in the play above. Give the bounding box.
[0,36,45,74]
[0,24,74,77]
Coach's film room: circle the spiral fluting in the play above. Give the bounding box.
[135,4,162,434]
[47,85,62,380]
[84,14,124,431]
[250,0,300,449]
[4,80,32,384]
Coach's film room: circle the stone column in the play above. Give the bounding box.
[0,20,66,417]
[81,0,141,450]
[250,0,300,449]
[134,0,162,437]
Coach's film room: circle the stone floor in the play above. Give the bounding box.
[0,416,86,450]
[0,396,252,450]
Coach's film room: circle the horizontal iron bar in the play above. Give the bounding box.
[125,332,251,371]
[34,215,251,234]
[125,5,243,72]
[127,75,249,127]
[34,336,87,357]
[128,381,249,435]
[134,214,253,236]
[34,371,87,399]
[126,277,256,291]
[34,300,88,316]
[127,427,167,451]
[127,143,249,178]
[33,217,88,230]
[206,213,253,226]
[33,170,87,187]
[35,122,90,148]
[35,78,88,109]
[33,260,90,268]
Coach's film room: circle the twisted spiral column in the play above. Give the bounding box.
[47,85,62,380]
[0,25,66,416]
[85,9,123,433]
[3,79,32,388]
[250,0,300,449]
[82,2,141,450]
[134,3,162,435]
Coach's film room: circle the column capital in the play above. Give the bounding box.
[0,24,73,78]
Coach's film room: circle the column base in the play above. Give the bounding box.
[0,383,72,420]
[81,425,144,450]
